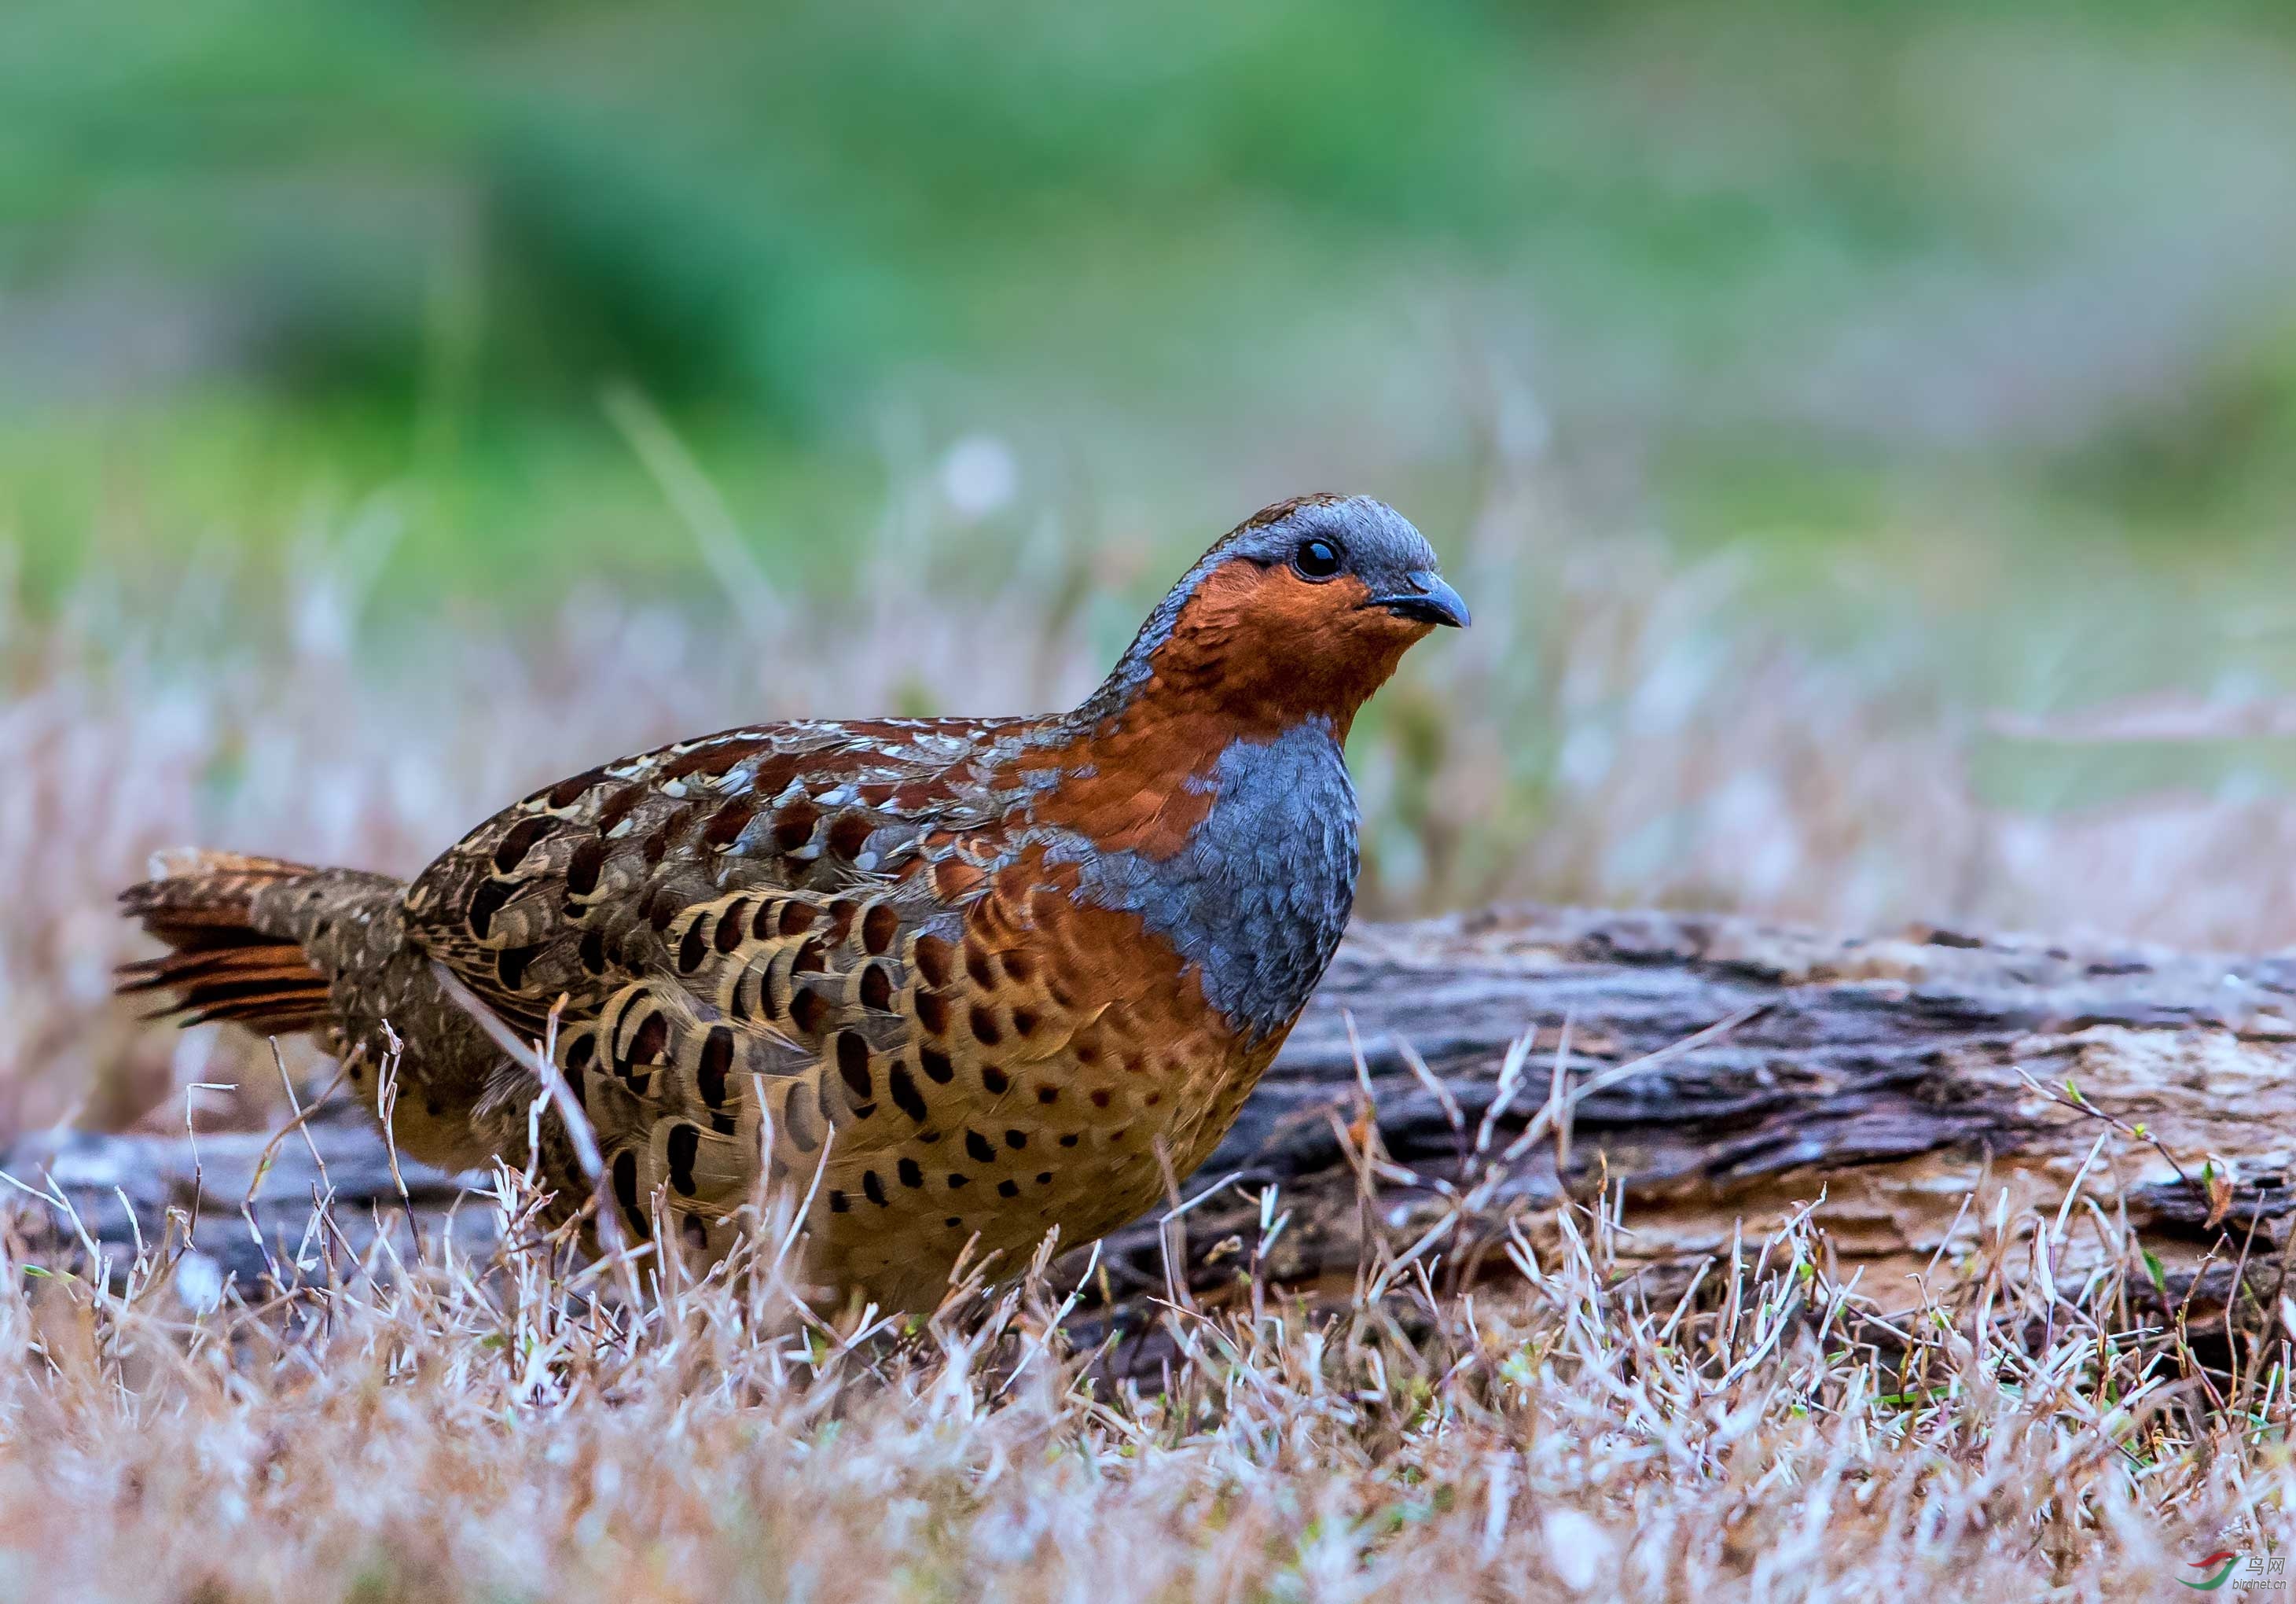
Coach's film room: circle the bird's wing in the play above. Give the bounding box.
[399,715,1100,1244]
[402,717,1030,1032]
[551,846,1122,1253]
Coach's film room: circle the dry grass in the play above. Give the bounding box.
[6,474,2296,1597]
[2,1138,2289,1601]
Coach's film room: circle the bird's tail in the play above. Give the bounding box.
[117,850,387,1036]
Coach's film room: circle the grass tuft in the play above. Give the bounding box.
[2,1120,2287,1598]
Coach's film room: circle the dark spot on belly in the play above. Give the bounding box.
[783,1089,820,1152]
[1035,1086,1058,1105]
[887,1064,928,1121]
[788,985,826,1036]
[678,923,709,974]
[860,962,895,1013]
[898,1158,924,1189]
[964,1130,995,1163]
[612,1150,645,1234]
[862,903,899,955]
[667,1124,700,1195]
[1003,1129,1027,1150]
[862,1170,887,1207]
[836,1032,873,1100]
[913,934,953,989]
[980,1064,1008,1095]
[715,901,751,953]
[915,991,950,1036]
[920,1047,954,1084]
[997,1179,1019,1198]
[626,1010,669,1067]
[777,900,818,936]
[969,1006,1001,1046]
[696,1027,733,1107]
[947,1174,970,1190]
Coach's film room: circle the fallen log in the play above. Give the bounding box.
[10,906,2294,1320]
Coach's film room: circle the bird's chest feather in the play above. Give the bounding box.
[1050,718,1360,1039]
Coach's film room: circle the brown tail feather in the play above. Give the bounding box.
[119,851,336,1036]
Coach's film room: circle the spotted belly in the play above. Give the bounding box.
[797,871,1275,1310]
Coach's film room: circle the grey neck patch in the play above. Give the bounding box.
[1049,719,1359,1039]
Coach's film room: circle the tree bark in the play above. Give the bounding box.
[13,906,2294,1316]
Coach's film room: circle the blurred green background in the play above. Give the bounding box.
[9,0,2294,579]
[16,0,2296,1138]
[6,0,2296,897]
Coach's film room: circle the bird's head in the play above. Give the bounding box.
[1083,495,1468,739]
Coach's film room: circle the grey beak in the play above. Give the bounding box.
[1371,570,1471,629]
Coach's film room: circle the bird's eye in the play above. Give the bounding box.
[1293,538,1343,579]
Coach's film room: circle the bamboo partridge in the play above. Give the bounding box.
[119,495,1468,1309]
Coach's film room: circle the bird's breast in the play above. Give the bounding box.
[1048,718,1359,1039]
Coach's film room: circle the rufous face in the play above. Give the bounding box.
[1133,497,1467,735]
